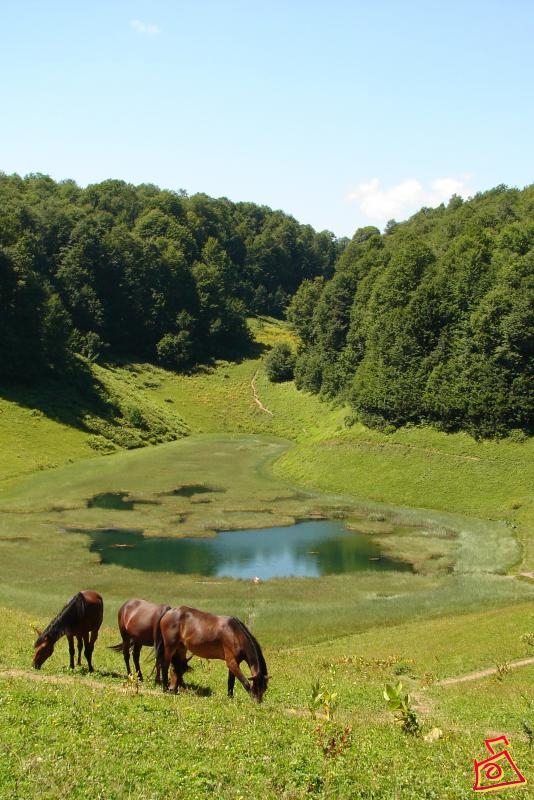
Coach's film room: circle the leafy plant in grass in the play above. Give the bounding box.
[309,678,338,721]
[383,682,421,736]
[308,671,352,767]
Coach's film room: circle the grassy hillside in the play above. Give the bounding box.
[1,602,534,799]
[1,316,534,798]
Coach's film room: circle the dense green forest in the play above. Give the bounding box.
[1,174,532,439]
[0,173,341,378]
[287,184,534,438]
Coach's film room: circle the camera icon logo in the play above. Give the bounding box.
[473,736,527,792]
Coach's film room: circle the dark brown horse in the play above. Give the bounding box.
[156,606,269,702]
[33,590,103,672]
[110,598,172,682]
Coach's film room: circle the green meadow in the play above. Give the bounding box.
[1,318,533,799]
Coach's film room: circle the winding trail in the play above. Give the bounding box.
[436,656,534,686]
[2,656,534,692]
[251,370,273,416]
[0,667,160,693]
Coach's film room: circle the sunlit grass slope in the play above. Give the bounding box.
[1,602,533,800]
[1,315,533,569]
[0,432,532,651]
[1,316,534,799]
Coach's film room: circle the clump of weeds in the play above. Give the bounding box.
[383,681,421,736]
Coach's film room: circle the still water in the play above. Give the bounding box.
[87,519,411,580]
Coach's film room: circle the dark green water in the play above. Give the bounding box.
[86,519,412,580]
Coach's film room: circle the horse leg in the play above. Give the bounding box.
[121,637,132,677]
[225,656,251,698]
[227,671,236,698]
[159,644,181,692]
[169,641,188,693]
[67,634,75,669]
[84,629,98,672]
[159,649,171,692]
[77,636,83,666]
[132,643,143,680]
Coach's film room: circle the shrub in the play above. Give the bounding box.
[265,343,296,383]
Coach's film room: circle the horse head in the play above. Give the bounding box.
[33,635,54,669]
[250,672,269,703]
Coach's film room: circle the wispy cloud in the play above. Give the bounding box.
[130,19,161,36]
[347,176,473,227]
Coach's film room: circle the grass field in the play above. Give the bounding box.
[1,317,533,798]
[1,602,533,799]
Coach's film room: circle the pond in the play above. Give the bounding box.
[85,519,412,580]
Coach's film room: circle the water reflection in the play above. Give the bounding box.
[86,519,412,580]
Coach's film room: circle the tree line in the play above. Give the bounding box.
[0,173,342,380]
[287,184,534,438]
[1,173,532,439]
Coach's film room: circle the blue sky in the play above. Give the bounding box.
[1,0,533,237]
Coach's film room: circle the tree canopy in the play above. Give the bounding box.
[0,173,339,380]
[1,173,532,439]
[288,185,534,438]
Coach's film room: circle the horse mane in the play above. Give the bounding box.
[35,592,86,646]
[231,617,268,688]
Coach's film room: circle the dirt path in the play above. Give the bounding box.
[436,656,534,686]
[3,656,534,692]
[251,370,273,416]
[0,668,159,694]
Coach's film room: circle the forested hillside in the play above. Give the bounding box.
[0,173,341,379]
[1,174,532,440]
[288,185,534,438]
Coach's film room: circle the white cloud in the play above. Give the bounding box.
[131,19,161,35]
[347,176,473,227]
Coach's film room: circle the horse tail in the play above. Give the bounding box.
[153,606,171,666]
[154,626,164,667]
[108,642,126,652]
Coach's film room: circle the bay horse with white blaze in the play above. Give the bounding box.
[110,597,172,682]
[156,605,269,702]
[33,590,103,671]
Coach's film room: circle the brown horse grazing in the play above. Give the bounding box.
[110,598,172,682]
[33,590,103,672]
[156,606,269,702]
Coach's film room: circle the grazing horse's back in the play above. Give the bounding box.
[33,589,103,671]
[157,605,268,701]
[170,605,230,659]
[113,597,171,681]
[118,598,167,645]
[78,590,104,635]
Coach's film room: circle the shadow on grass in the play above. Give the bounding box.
[0,358,120,432]
[0,335,269,434]
[176,682,213,698]
[179,338,269,376]
[94,669,128,681]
